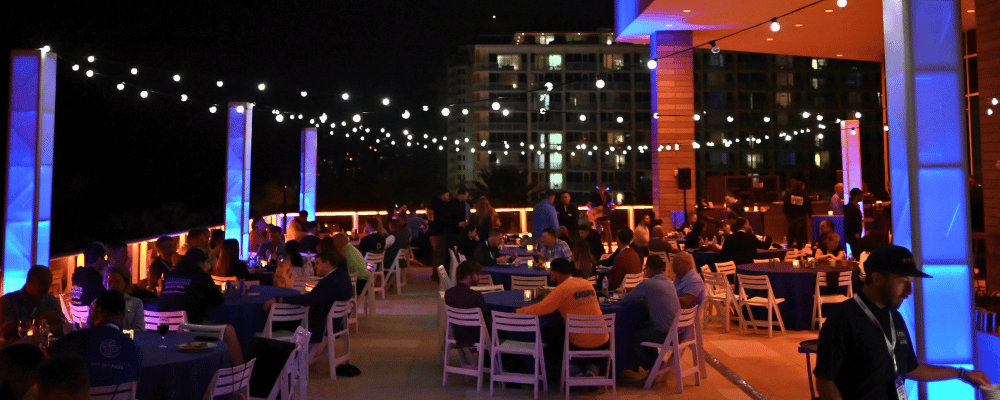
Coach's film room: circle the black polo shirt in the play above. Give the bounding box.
[814,292,919,400]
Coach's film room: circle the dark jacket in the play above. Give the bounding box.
[444,283,490,348]
[159,260,223,324]
[282,268,353,343]
[556,203,579,231]
[720,230,772,265]
[782,190,813,219]
[844,203,863,240]
[473,242,503,267]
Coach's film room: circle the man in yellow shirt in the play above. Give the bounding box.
[517,258,609,377]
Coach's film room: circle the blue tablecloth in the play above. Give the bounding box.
[483,290,645,373]
[501,247,537,258]
[735,262,860,331]
[136,331,228,400]
[811,215,846,250]
[483,264,611,290]
[248,271,275,286]
[690,249,788,269]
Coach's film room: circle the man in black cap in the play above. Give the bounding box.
[813,245,990,399]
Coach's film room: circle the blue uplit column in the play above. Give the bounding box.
[299,127,317,217]
[3,50,56,294]
[882,0,973,398]
[225,102,252,259]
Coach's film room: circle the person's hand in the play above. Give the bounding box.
[263,299,276,311]
[962,369,991,386]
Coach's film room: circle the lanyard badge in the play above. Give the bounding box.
[853,294,907,400]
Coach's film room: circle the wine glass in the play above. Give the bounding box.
[157,316,170,348]
[18,320,30,338]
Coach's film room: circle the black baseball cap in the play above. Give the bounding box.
[865,245,932,278]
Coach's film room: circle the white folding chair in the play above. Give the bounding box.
[449,248,461,281]
[203,359,256,400]
[477,274,495,286]
[562,314,616,398]
[70,304,91,329]
[713,261,736,277]
[178,323,226,341]
[702,271,743,332]
[511,275,547,290]
[260,304,309,341]
[649,251,669,265]
[490,311,547,399]
[737,274,786,337]
[471,284,505,293]
[290,327,312,400]
[90,381,137,400]
[812,271,854,330]
[857,251,870,280]
[753,258,780,264]
[57,294,72,326]
[310,299,354,380]
[642,306,701,392]
[443,306,490,391]
[621,273,644,291]
[784,249,800,261]
[384,248,406,295]
[364,251,385,271]
[143,310,187,331]
[347,274,359,333]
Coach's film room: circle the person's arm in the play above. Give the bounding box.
[815,375,843,400]
[908,363,991,385]
[516,285,564,316]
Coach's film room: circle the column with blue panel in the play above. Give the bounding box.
[882,0,974,398]
[225,102,253,259]
[3,50,56,294]
[299,128,317,218]
[840,120,863,251]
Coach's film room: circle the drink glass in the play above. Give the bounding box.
[18,320,30,338]
[157,316,170,348]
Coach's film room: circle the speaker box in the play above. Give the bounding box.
[677,168,692,190]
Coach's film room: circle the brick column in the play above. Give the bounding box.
[650,31,696,228]
[977,0,1000,294]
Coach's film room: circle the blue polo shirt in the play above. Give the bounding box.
[674,269,706,307]
[49,323,142,387]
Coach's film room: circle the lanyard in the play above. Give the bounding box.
[853,294,898,374]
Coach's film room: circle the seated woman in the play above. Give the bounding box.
[102,268,145,332]
[684,221,721,251]
[273,240,308,288]
[212,239,250,280]
[814,232,846,262]
[571,240,597,279]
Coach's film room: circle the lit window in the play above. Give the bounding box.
[538,93,550,108]
[776,92,791,107]
[537,153,546,170]
[548,133,563,145]
[547,54,563,70]
[497,55,521,70]
[549,173,564,190]
[538,35,555,45]
[550,152,563,169]
[811,58,828,70]
[603,54,626,70]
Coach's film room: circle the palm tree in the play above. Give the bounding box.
[473,165,539,207]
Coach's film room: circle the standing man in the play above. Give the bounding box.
[813,245,991,399]
[556,192,579,236]
[725,191,745,219]
[782,180,813,250]
[830,183,845,216]
[287,210,309,242]
[844,188,864,257]
[72,242,107,307]
[531,190,559,241]
[428,188,454,274]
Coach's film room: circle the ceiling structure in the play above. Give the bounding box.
[615,0,977,62]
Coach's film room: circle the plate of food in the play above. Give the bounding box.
[177,342,217,353]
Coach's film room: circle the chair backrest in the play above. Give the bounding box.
[204,359,256,400]
[263,304,309,337]
[449,249,460,278]
[816,271,854,296]
[143,310,187,331]
[714,261,736,276]
[477,274,495,286]
[510,275,547,290]
[445,306,489,344]
[676,306,698,330]
[57,294,72,324]
[491,311,541,337]
[737,274,776,299]
[349,273,358,296]
[564,314,615,336]
[365,251,385,269]
[326,299,355,335]
[437,265,452,290]
[622,273,644,290]
[471,284,505,293]
[784,249,800,261]
[70,304,91,328]
[90,381,137,400]
[702,271,731,298]
[858,251,870,279]
[649,251,669,265]
[178,323,226,341]
[699,265,712,275]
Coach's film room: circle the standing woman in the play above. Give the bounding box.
[473,196,501,242]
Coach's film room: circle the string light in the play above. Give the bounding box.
[423,105,429,111]
[441,107,451,117]
[342,93,350,100]
[298,114,303,119]
[653,113,660,119]
[763,116,771,122]
[837,0,847,7]
[116,83,125,91]
[992,98,998,106]
[353,114,362,123]
[616,116,624,123]
[87,55,95,63]
[579,114,587,122]
[257,83,266,91]
[727,116,734,122]
[462,108,469,115]
[647,59,657,70]
[492,101,501,111]
[41,45,51,52]
[502,109,510,117]
[545,82,554,91]
[710,41,721,54]
[236,105,245,113]
[209,105,217,113]
[693,114,701,121]
[130,68,138,75]
[216,81,224,87]
[816,114,823,121]
[854,111,862,118]
[276,114,284,122]
[72,64,80,71]
[382,98,390,106]
[140,91,148,98]
[402,110,411,119]
[595,79,606,89]
[802,111,811,118]
[770,18,781,32]
[180,94,188,102]
[85,70,94,78]
[300,91,308,97]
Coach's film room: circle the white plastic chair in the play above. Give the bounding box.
[812,271,854,330]
[562,314,616,398]
[251,327,311,400]
[90,381,137,400]
[737,274,786,337]
[477,274,495,286]
[347,274,359,333]
[702,271,743,332]
[438,265,453,291]
[511,275,547,290]
[642,306,701,392]
[449,248,461,281]
[490,311,547,399]
[203,359,256,400]
[70,304,91,329]
[857,251,870,280]
[364,251,385,271]
[784,249,800,261]
[143,310,187,331]
[621,273,644,291]
[311,299,354,380]
[443,306,490,391]
[178,323,226,341]
[713,261,736,277]
[384,247,407,295]
[753,258,780,264]
[260,304,309,341]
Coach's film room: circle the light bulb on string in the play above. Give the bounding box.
[341,93,350,100]
[616,116,624,123]
[422,105,429,111]
[320,113,328,123]
[130,68,138,75]
[258,83,266,91]
[353,114,362,123]
[492,101,501,111]
[653,113,660,119]
[802,111,811,118]
[693,114,701,121]
[579,114,587,122]
[992,98,998,106]
[300,91,308,97]
[402,110,411,119]
[276,114,284,122]
[140,91,148,99]
[172,74,181,82]
[216,81,224,87]
[116,83,125,91]
[290,115,296,120]
[595,79,606,89]
[297,114,303,119]
[647,59,657,70]
[209,105,218,114]
[710,41,721,54]
[462,108,469,115]
[180,94,188,102]
[87,56,95,63]
[854,112,862,118]
[41,45,51,52]
[85,70,94,78]
[72,64,80,71]
[818,133,825,139]
[236,105,245,113]
[727,116,734,122]
[341,121,347,127]
[884,125,889,131]
[763,116,771,122]
[382,98,390,106]
[540,108,548,114]
[770,18,781,32]
[545,82,554,91]
[837,0,847,7]
[502,109,510,116]
[441,107,451,117]
[310,119,316,124]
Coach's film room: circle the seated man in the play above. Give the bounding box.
[178,227,210,257]
[335,233,370,295]
[383,218,411,270]
[607,229,642,291]
[814,232,846,262]
[257,225,288,265]
[619,256,681,381]
[517,258,608,377]
[647,225,674,254]
[577,221,606,260]
[456,225,480,262]
[813,219,835,250]
[444,261,491,350]
[536,228,572,262]
[35,354,90,400]
[671,251,705,309]
[473,228,512,267]
[147,236,175,293]
[720,217,773,265]
[0,344,45,400]
[72,242,107,307]
[264,253,353,343]
[158,248,223,324]
[48,291,142,389]
[1,265,65,336]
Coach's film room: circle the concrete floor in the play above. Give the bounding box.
[306,266,817,399]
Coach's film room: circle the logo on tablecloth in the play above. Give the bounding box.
[99,339,121,358]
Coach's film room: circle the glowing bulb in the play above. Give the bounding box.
[402,110,411,119]
[310,119,315,124]
[802,111,811,118]
[763,116,771,122]
[492,101,501,111]
[595,79,606,89]
[276,114,284,122]
[258,83,266,91]
[87,55,95,63]
[291,115,296,120]
[710,41,720,54]
[837,0,847,7]
[785,135,792,141]
[441,108,451,117]
[727,116,734,122]
[180,94,188,102]
[116,83,125,91]
[579,114,587,122]
[209,105,218,113]
[300,91,307,97]
[647,59,657,70]
[653,113,660,119]
[816,115,823,121]
[41,45,51,52]
[380,98,389,106]
[545,82,554,91]
[353,114,362,123]
[298,114,303,119]
[992,98,998,106]
[173,74,181,82]
[236,105,245,113]
[462,108,469,115]
[130,68,138,75]
[216,81,224,87]
[320,113,327,123]
[818,133,825,139]
[884,125,889,131]
[540,108,547,114]
[140,91,148,98]
[989,108,994,116]
[616,116,624,123]
[340,93,349,101]
[85,70,94,78]
[502,109,510,117]
[423,105,429,111]
[854,112,862,118]
[770,18,781,32]
[694,114,701,121]
[72,64,80,71]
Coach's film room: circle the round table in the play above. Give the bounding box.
[248,270,275,286]
[483,290,645,373]
[690,249,788,269]
[135,331,228,400]
[735,262,860,331]
[501,246,536,258]
[483,264,611,290]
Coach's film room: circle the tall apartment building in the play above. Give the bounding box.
[446,31,885,204]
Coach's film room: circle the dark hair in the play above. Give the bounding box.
[489,228,504,238]
[215,239,242,276]
[849,188,863,202]
[155,236,175,253]
[732,217,749,231]
[209,229,225,249]
[299,210,309,217]
[188,227,209,238]
[286,240,303,267]
[455,260,483,282]
[456,187,469,195]
[83,242,106,264]
[268,225,283,234]
[645,254,666,274]
[821,219,834,229]
[542,228,557,237]
[617,228,634,244]
[549,258,574,275]
[37,355,89,396]
[27,265,51,284]
[105,242,127,253]
[316,252,343,268]
[690,221,705,237]
[0,343,45,375]
[317,236,336,255]
[464,224,478,234]
[543,190,556,199]
[95,290,126,315]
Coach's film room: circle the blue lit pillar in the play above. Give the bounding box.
[3,50,56,294]
[882,0,973,398]
[225,102,252,259]
[299,127,317,217]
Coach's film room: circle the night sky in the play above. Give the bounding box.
[2,1,614,253]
